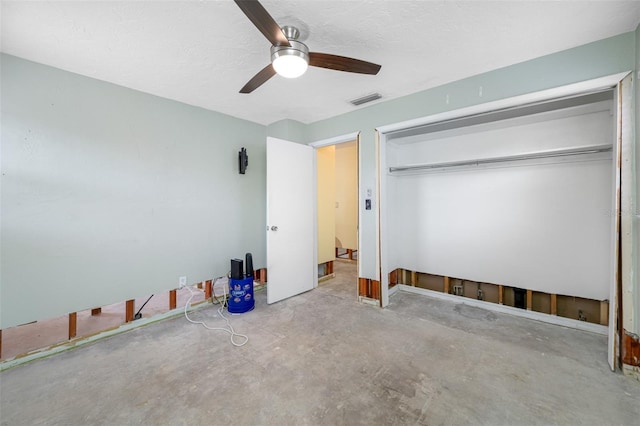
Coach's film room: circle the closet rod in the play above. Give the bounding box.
[389,144,612,173]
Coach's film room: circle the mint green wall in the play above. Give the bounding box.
[1,55,267,329]
[266,119,307,143]
[305,31,637,281]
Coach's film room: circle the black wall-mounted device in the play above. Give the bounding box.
[239,147,248,174]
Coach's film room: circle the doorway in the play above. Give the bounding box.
[315,138,359,299]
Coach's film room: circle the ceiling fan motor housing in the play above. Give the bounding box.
[270,39,309,64]
[270,31,309,78]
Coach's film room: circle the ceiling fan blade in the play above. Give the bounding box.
[240,64,276,93]
[234,0,290,47]
[309,52,381,75]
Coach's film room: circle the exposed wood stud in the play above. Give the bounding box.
[205,279,213,299]
[68,312,77,339]
[91,308,102,316]
[0,329,2,359]
[498,285,504,304]
[327,261,334,275]
[261,268,267,283]
[125,300,135,323]
[389,269,397,286]
[347,249,353,260]
[371,280,381,301]
[600,301,609,326]
[335,247,339,258]
[358,278,368,297]
[622,329,640,367]
[526,290,533,311]
[197,282,203,289]
[550,294,557,315]
[411,271,417,287]
[444,276,450,294]
[169,290,177,310]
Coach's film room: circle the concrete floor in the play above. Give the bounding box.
[1,261,638,425]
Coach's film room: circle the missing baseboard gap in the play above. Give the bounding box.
[390,268,609,326]
[0,301,213,372]
[359,296,379,306]
[398,284,607,335]
[318,273,336,283]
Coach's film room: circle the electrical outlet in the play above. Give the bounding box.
[179,276,187,288]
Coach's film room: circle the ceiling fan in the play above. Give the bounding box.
[234,0,382,94]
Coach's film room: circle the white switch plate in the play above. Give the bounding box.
[179,276,187,288]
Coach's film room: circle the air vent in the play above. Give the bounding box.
[350,93,382,106]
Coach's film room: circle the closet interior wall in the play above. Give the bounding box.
[385,93,615,320]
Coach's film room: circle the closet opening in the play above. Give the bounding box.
[378,72,634,371]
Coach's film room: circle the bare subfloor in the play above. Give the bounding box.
[1,261,638,425]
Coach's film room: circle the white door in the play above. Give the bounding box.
[266,137,317,304]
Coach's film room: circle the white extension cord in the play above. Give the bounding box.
[182,276,249,347]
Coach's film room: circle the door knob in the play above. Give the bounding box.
[270,226,278,231]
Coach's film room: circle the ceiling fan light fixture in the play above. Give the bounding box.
[271,40,309,79]
[235,4,382,94]
[273,54,308,78]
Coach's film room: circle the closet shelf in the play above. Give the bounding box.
[388,144,612,173]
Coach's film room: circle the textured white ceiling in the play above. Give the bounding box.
[2,1,640,125]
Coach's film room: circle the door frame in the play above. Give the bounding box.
[310,131,361,297]
[377,72,634,370]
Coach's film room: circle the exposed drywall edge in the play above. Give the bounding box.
[398,284,608,335]
[0,299,215,372]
